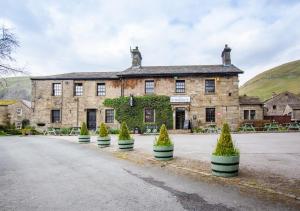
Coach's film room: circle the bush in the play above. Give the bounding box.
[99,123,109,137]
[154,124,173,146]
[118,122,131,140]
[213,123,239,156]
[108,128,119,134]
[192,127,204,133]
[60,127,71,135]
[80,122,89,135]
[0,131,7,136]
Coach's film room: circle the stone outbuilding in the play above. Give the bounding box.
[239,95,263,121]
[264,91,300,117]
[283,104,300,121]
[0,99,32,128]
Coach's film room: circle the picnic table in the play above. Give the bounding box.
[286,122,300,131]
[43,127,57,135]
[264,122,279,131]
[239,123,256,132]
[144,125,158,135]
[204,124,219,134]
[69,127,81,136]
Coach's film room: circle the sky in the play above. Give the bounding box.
[1,0,300,85]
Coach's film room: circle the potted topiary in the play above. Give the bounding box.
[97,123,110,148]
[118,121,134,151]
[78,122,90,143]
[153,124,174,160]
[211,123,240,177]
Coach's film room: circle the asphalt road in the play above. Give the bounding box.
[0,136,297,211]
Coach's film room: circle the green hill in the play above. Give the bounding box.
[0,76,31,101]
[240,60,300,101]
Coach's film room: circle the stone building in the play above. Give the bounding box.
[0,99,32,128]
[283,104,300,121]
[264,91,300,117]
[31,45,243,131]
[239,95,263,121]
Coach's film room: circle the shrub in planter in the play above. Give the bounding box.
[211,123,240,177]
[78,122,90,143]
[97,123,111,148]
[153,124,174,160]
[118,122,134,151]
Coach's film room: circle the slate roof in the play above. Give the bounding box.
[239,95,263,105]
[288,104,300,110]
[118,65,243,77]
[31,72,119,80]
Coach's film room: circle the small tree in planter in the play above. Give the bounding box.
[97,123,111,148]
[78,122,90,143]
[211,123,239,177]
[118,121,134,151]
[153,124,174,160]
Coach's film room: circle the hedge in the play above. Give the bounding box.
[103,95,173,132]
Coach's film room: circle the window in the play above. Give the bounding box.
[145,80,154,94]
[175,80,185,93]
[16,108,22,116]
[105,109,114,123]
[144,108,155,123]
[74,83,83,96]
[206,108,215,122]
[273,105,277,110]
[244,110,250,120]
[97,83,106,96]
[51,110,61,123]
[52,83,62,96]
[205,79,215,94]
[250,110,256,120]
[16,121,22,129]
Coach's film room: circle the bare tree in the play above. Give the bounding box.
[0,26,25,87]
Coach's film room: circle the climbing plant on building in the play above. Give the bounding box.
[103,95,173,133]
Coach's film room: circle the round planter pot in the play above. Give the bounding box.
[118,139,134,151]
[153,145,174,161]
[78,135,91,143]
[211,155,240,177]
[97,136,111,148]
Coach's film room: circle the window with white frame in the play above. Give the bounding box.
[52,83,62,96]
[97,83,106,96]
[205,79,215,94]
[74,83,83,96]
[175,80,185,93]
[105,109,114,123]
[16,108,22,116]
[144,108,155,123]
[145,80,154,94]
[16,121,22,129]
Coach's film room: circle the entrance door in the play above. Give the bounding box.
[87,109,96,130]
[176,108,185,129]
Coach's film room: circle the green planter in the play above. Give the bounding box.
[78,135,91,143]
[211,155,240,177]
[118,139,134,151]
[153,145,174,161]
[97,136,111,148]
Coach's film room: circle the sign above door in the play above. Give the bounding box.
[170,96,191,104]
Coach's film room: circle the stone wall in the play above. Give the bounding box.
[31,74,241,130]
[0,106,8,126]
[123,75,240,130]
[31,79,121,129]
[7,101,32,128]
[239,105,264,121]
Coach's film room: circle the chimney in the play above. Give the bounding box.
[221,44,231,66]
[130,46,142,68]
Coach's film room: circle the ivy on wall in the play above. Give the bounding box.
[103,95,173,131]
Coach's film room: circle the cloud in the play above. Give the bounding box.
[1,0,300,85]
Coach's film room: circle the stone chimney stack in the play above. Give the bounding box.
[221,44,231,66]
[130,46,142,68]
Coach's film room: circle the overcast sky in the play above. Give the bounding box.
[1,0,300,85]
